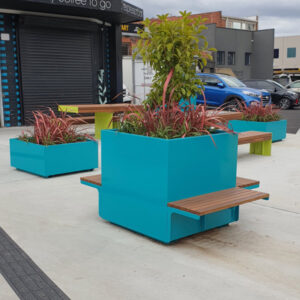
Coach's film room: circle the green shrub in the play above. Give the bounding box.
[134,11,215,107]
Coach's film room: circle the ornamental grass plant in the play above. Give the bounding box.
[238,101,281,122]
[19,108,93,146]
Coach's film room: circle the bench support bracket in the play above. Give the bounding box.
[95,112,114,139]
[250,140,272,156]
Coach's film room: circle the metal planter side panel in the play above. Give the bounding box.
[44,140,98,176]
[101,130,170,242]
[10,139,98,177]
[10,138,47,176]
[167,132,238,203]
[229,119,287,142]
[167,132,238,242]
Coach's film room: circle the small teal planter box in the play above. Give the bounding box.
[229,119,287,142]
[10,138,98,178]
[97,130,239,243]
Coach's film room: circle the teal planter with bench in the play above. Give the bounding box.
[10,138,98,178]
[92,130,240,243]
[229,119,287,142]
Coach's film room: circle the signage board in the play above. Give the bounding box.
[26,0,119,12]
[121,24,143,34]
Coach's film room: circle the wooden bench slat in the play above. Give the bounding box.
[73,116,95,125]
[236,177,259,188]
[168,187,269,216]
[238,131,272,145]
[81,175,102,186]
[80,175,258,190]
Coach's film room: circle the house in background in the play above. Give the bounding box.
[273,36,300,81]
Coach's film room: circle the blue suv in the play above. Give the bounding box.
[196,73,271,107]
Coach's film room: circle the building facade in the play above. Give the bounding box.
[203,24,274,80]
[0,0,143,127]
[274,36,300,72]
[147,12,274,80]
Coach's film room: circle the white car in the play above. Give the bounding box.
[286,80,300,97]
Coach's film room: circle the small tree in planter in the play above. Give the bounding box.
[134,11,214,106]
[229,102,287,142]
[97,12,241,243]
[10,108,98,177]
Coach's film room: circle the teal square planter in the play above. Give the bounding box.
[229,119,287,142]
[98,130,239,243]
[10,138,98,177]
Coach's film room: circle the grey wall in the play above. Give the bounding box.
[251,29,274,79]
[201,24,274,80]
[215,27,252,80]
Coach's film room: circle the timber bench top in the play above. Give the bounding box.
[168,187,269,216]
[80,175,259,190]
[238,131,272,145]
[58,104,243,120]
[59,104,143,114]
[81,175,102,186]
[236,177,259,188]
[208,111,243,121]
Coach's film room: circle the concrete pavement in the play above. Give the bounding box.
[0,127,300,300]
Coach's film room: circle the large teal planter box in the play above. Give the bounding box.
[95,130,239,243]
[229,119,287,142]
[10,139,98,177]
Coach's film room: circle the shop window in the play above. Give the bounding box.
[217,51,225,65]
[287,48,296,58]
[245,52,251,65]
[274,49,279,59]
[228,52,236,65]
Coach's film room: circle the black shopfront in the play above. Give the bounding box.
[0,0,143,126]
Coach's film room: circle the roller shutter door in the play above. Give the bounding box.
[18,16,101,124]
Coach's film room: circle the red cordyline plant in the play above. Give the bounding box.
[118,70,233,140]
[237,101,281,122]
[19,108,94,146]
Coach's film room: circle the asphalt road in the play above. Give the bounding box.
[279,107,300,134]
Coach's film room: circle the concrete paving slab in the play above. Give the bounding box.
[0,127,300,300]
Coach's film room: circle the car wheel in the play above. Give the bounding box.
[279,98,291,110]
[223,98,243,111]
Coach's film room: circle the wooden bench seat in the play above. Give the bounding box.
[168,187,269,216]
[80,175,258,190]
[81,175,102,187]
[238,131,272,145]
[236,177,259,188]
[238,131,272,156]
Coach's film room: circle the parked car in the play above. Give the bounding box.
[243,79,299,109]
[286,80,300,97]
[196,73,271,108]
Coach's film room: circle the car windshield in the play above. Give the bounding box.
[268,80,285,90]
[218,75,246,88]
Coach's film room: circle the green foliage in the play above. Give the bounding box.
[134,11,214,106]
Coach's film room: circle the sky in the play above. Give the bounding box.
[130,0,300,37]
